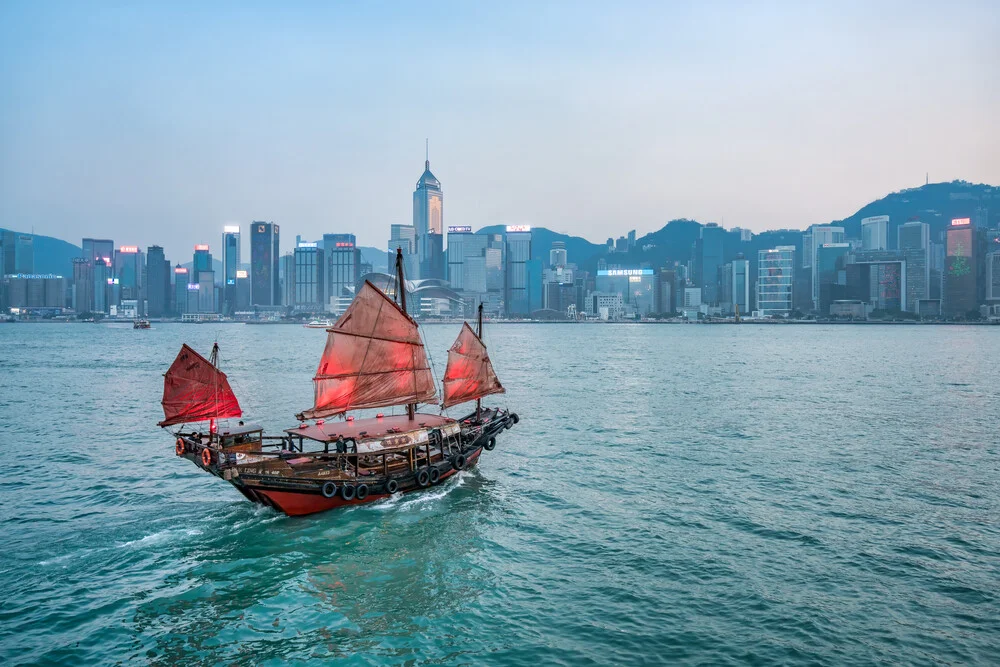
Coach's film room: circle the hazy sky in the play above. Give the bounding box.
[1,1,997,263]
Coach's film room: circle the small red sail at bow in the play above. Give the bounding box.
[298,281,438,420]
[442,322,505,409]
[158,344,242,427]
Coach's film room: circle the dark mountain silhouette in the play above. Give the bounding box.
[475,225,606,266]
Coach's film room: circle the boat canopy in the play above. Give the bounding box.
[158,343,242,427]
[442,322,505,408]
[297,281,438,420]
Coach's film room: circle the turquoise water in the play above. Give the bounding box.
[1,322,998,665]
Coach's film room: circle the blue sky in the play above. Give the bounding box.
[1,1,997,262]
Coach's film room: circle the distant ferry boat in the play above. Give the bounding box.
[304,319,333,328]
[158,249,517,516]
[133,320,151,329]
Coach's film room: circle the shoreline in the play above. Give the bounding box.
[4,318,998,326]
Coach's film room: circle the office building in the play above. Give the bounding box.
[192,244,212,283]
[93,259,110,314]
[388,224,418,278]
[550,241,567,268]
[14,235,34,274]
[251,221,280,306]
[293,242,325,311]
[413,157,444,280]
[197,270,216,313]
[732,256,750,316]
[0,231,15,276]
[943,218,978,316]
[82,238,114,267]
[173,266,189,315]
[504,226,532,317]
[757,246,795,316]
[697,223,724,305]
[146,245,169,317]
[280,252,295,310]
[861,215,889,251]
[71,258,94,313]
[898,221,930,312]
[815,243,851,313]
[986,252,1000,302]
[323,234,360,314]
[808,225,845,307]
[114,245,143,313]
[222,226,240,315]
[655,268,676,314]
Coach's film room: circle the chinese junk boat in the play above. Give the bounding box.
[159,249,517,516]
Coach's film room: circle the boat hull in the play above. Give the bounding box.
[249,447,483,516]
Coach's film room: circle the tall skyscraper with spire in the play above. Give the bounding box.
[413,142,444,280]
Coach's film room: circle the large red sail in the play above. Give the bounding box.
[442,322,505,409]
[298,281,438,420]
[158,344,242,427]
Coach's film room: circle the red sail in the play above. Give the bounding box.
[158,344,242,427]
[298,281,438,420]
[442,322,505,409]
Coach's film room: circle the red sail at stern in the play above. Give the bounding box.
[442,322,505,409]
[298,281,438,420]
[158,344,242,427]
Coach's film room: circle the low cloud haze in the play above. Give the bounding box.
[1,1,997,261]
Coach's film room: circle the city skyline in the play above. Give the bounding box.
[2,2,998,261]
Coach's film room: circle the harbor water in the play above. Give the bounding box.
[0,322,998,665]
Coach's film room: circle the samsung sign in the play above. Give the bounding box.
[448,226,472,233]
[597,268,655,277]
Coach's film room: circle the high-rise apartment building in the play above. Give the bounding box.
[757,246,795,316]
[413,157,444,280]
[250,222,280,306]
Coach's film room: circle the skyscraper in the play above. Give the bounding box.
[14,234,34,274]
[808,225,845,307]
[732,256,750,316]
[861,216,889,251]
[146,245,169,317]
[757,246,795,316]
[323,234,360,314]
[114,245,143,313]
[82,238,114,266]
[71,258,94,313]
[173,266,189,314]
[222,226,240,315]
[293,242,325,311]
[550,241,567,268]
[697,223,724,305]
[504,226,532,317]
[250,222,280,306]
[192,244,212,283]
[413,155,444,280]
[815,243,851,313]
[0,230,15,276]
[389,224,418,279]
[898,220,930,312]
[943,218,977,316]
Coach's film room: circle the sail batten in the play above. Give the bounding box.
[298,281,438,420]
[159,344,242,427]
[442,323,505,409]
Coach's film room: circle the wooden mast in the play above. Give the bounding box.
[396,247,416,421]
[476,302,483,422]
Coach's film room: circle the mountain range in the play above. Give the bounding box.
[4,181,995,279]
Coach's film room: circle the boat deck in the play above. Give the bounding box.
[285,413,455,443]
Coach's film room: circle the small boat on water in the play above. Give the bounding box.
[304,319,333,328]
[134,320,151,329]
[158,249,517,516]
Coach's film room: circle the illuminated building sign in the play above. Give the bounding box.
[174,267,188,274]
[187,284,200,291]
[597,268,655,277]
[257,225,266,233]
[227,279,235,285]
[107,278,120,285]
[628,276,642,283]
[448,226,473,233]
[223,225,240,233]
[951,218,971,226]
[297,242,318,248]
[335,242,354,247]
[8,274,64,279]
[194,244,210,251]
[118,245,138,253]
[862,215,889,224]
[506,225,532,232]
[236,269,248,279]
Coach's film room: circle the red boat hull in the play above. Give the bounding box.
[249,447,482,517]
